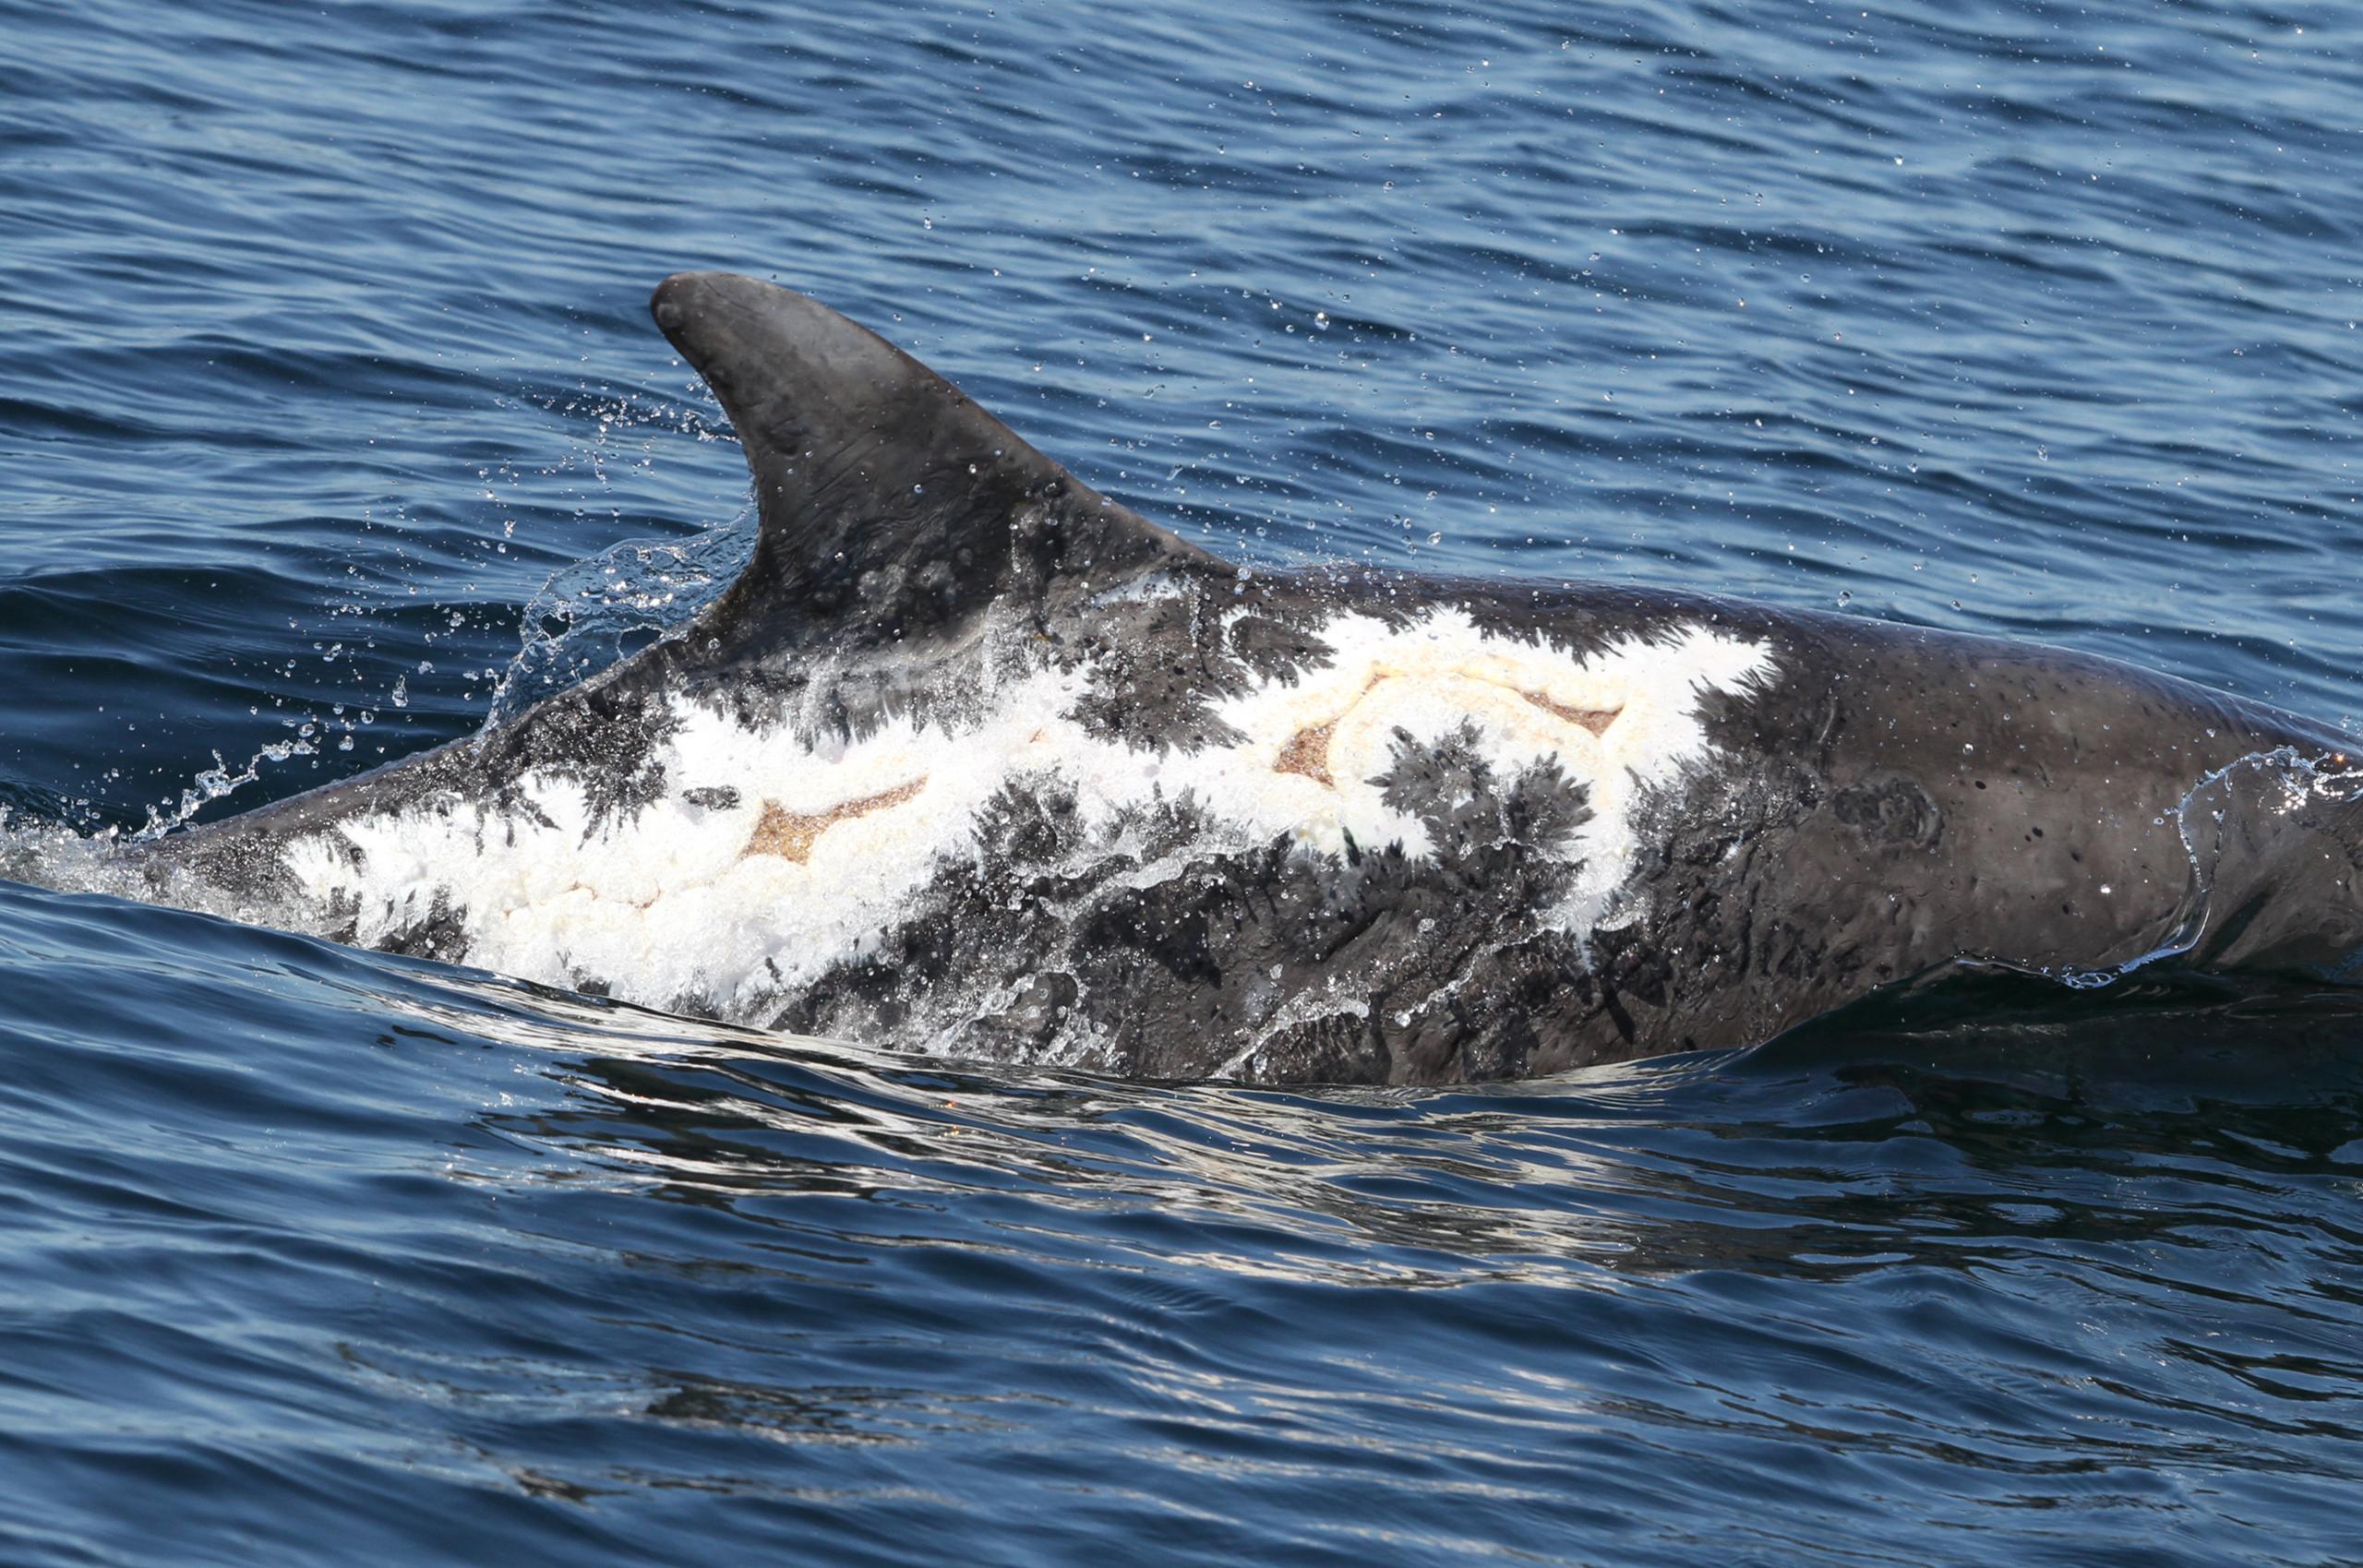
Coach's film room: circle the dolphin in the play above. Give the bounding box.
[85,271,2363,1083]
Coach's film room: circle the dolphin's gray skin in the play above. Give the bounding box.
[115,271,2363,1083]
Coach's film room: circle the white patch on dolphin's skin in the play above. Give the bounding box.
[271,608,1774,1020]
[1168,610,1774,928]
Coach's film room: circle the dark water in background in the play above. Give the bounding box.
[3,1,2362,1562]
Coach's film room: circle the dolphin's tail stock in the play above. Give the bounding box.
[647,271,1225,668]
[2177,748,2363,981]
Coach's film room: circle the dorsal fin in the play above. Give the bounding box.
[650,271,1224,654]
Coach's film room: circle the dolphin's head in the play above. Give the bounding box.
[2179,748,2363,979]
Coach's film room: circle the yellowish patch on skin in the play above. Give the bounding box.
[1266,667,1625,791]
[1274,718,1338,786]
[744,779,927,862]
[1520,689,1621,736]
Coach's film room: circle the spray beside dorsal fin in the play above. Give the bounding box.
[650,270,1224,656]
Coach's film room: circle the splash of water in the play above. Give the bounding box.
[486,513,752,726]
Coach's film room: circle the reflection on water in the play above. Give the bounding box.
[438,958,2363,1514]
[0,878,2359,1562]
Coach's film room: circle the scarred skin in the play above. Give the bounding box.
[115,273,2363,1083]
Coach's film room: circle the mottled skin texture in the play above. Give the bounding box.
[124,273,2363,1084]
[762,581,2352,1080]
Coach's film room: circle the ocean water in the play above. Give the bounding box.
[4,1,2362,1562]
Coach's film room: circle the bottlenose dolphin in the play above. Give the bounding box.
[92,272,2363,1082]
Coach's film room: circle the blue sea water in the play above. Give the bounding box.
[4,1,2362,1562]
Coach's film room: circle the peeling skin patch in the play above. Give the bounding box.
[1266,677,1621,795]
[1522,690,1621,736]
[261,607,1776,1025]
[1275,717,1340,787]
[745,779,926,862]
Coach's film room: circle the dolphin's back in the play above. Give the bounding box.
[103,276,2363,1082]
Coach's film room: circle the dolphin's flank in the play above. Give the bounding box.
[94,271,2363,1083]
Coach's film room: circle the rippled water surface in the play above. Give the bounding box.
[4,2,2362,1562]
